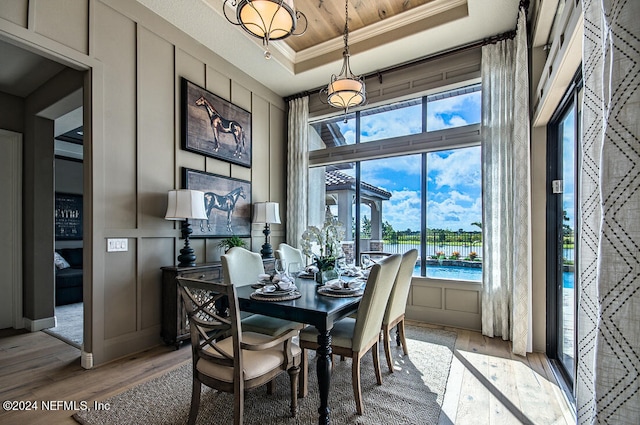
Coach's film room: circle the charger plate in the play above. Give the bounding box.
[250,290,301,301]
[317,287,364,298]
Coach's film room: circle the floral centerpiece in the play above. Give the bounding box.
[301,210,345,283]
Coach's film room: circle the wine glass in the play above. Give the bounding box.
[361,254,371,270]
[288,262,302,279]
[274,259,286,277]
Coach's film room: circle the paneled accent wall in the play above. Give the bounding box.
[0,0,286,366]
[407,279,481,331]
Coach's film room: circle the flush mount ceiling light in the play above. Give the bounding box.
[223,0,307,59]
[320,0,366,121]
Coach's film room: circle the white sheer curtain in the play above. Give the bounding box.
[480,8,532,356]
[577,1,640,423]
[286,96,309,248]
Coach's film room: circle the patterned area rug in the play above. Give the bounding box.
[74,325,456,425]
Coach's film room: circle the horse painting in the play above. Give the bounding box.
[201,186,246,233]
[195,96,246,159]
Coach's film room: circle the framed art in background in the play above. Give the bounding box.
[183,168,252,238]
[181,78,252,168]
[55,193,83,240]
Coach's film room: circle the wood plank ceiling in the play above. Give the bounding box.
[283,0,434,52]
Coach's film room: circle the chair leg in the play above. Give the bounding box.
[267,380,275,395]
[288,365,300,417]
[299,349,309,398]
[352,353,364,415]
[372,341,383,386]
[235,382,244,425]
[383,324,394,373]
[398,319,408,355]
[188,379,202,425]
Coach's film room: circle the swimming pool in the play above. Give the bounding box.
[415,265,574,287]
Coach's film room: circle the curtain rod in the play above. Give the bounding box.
[284,28,518,103]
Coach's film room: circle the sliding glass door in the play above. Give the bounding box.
[547,75,582,393]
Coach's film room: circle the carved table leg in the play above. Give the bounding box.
[316,329,332,425]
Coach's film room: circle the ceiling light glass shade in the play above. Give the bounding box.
[238,0,295,40]
[327,70,366,109]
[223,0,307,58]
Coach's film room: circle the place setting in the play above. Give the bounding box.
[250,259,301,301]
[317,277,365,298]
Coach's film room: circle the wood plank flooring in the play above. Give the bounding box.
[0,323,574,425]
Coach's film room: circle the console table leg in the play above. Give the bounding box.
[316,329,332,425]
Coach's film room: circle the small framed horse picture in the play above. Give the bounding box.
[182,168,252,238]
[181,78,252,168]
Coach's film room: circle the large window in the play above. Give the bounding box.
[309,84,482,281]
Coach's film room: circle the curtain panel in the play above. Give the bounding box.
[577,1,640,423]
[286,97,309,249]
[480,8,532,356]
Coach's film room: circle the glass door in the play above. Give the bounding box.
[547,77,581,394]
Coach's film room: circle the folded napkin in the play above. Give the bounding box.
[261,275,297,292]
[341,267,363,278]
[325,279,350,290]
[258,273,272,282]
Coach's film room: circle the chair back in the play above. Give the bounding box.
[275,243,306,266]
[383,249,418,326]
[177,277,243,375]
[352,254,401,351]
[222,247,265,286]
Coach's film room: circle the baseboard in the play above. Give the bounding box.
[81,351,93,369]
[24,316,55,331]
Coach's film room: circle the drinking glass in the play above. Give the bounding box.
[361,254,371,269]
[288,262,302,279]
[274,259,286,276]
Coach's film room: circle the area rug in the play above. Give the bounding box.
[74,325,456,425]
[43,302,83,347]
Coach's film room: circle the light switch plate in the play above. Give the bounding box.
[107,238,128,252]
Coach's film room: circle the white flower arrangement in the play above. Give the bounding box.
[300,209,345,271]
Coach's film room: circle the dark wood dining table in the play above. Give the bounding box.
[235,277,362,425]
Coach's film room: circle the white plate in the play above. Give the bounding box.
[323,286,361,295]
[255,288,295,297]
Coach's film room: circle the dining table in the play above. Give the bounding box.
[235,276,363,425]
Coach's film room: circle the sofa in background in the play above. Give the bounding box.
[55,248,83,306]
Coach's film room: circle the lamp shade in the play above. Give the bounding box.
[327,77,366,108]
[165,190,208,220]
[237,0,296,40]
[253,202,281,224]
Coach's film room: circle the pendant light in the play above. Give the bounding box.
[321,0,366,120]
[223,0,307,59]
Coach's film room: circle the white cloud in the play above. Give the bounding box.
[428,147,481,189]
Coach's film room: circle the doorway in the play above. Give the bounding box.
[0,37,87,350]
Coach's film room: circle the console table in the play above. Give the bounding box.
[161,258,274,348]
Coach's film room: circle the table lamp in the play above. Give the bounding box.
[253,202,280,258]
[165,189,208,267]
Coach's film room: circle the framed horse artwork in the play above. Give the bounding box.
[181,78,252,168]
[182,168,252,238]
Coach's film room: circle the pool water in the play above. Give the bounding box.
[416,265,575,288]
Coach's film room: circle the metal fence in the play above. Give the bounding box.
[382,230,483,260]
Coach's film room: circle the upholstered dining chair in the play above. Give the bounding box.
[275,243,306,267]
[222,247,304,335]
[298,254,402,415]
[177,276,301,425]
[382,249,418,372]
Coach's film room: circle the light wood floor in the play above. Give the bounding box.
[0,323,574,425]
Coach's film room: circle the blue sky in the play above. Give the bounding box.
[335,90,483,232]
